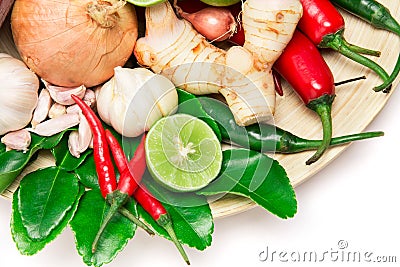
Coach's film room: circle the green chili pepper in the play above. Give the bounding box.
[198,97,383,153]
[330,0,400,92]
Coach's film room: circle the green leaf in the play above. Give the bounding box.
[0,138,6,155]
[138,173,214,251]
[18,166,80,240]
[31,131,68,150]
[74,132,143,189]
[177,88,222,142]
[51,133,92,171]
[11,185,85,255]
[70,189,137,267]
[75,156,100,190]
[0,131,68,193]
[198,149,297,219]
[0,151,32,193]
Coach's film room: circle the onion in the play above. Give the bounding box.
[177,6,237,42]
[11,0,138,87]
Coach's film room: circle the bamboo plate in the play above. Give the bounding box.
[1,0,400,218]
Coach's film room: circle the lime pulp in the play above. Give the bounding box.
[145,114,223,192]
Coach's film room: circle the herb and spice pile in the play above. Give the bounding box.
[0,0,399,265]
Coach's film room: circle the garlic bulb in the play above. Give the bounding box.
[97,67,178,137]
[0,53,39,135]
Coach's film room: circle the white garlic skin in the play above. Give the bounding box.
[97,67,178,137]
[0,53,39,135]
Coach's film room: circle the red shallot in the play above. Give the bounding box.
[176,5,237,42]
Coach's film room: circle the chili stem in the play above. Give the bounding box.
[342,38,380,57]
[306,101,333,165]
[322,32,391,90]
[92,196,121,253]
[118,206,155,236]
[158,213,191,265]
[286,131,384,153]
[374,55,400,92]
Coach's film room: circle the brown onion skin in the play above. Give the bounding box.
[11,0,138,87]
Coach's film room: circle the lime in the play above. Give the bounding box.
[145,114,223,192]
[126,0,166,7]
[200,0,241,7]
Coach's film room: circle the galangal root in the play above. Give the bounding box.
[134,0,302,126]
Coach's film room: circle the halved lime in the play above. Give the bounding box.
[200,0,241,7]
[126,0,166,7]
[145,114,223,192]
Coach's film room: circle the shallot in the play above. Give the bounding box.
[176,5,237,42]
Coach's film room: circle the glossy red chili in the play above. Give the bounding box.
[273,30,335,165]
[298,0,390,89]
[105,130,145,196]
[133,184,190,265]
[71,94,116,198]
[92,132,152,252]
[133,185,166,221]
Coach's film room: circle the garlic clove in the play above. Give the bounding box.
[66,99,94,114]
[48,103,67,119]
[78,113,92,153]
[1,129,31,152]
[68,131,81,158]
[29,113,80,137]
[42,79,86,105]
[96,78,114,125]
[31,88,52,128]
[83,89,96,108]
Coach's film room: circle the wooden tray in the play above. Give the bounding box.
[1,0,400,218]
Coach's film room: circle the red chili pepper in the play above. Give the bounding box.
[273,30,335,165]
[71,94,116,197]
[297,0,390,89]
[133,184,190,265]
[272,70,284,96]
[106,130,145,196]
[125,141,189,264]
[92,131,153,252]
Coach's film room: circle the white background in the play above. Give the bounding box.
[1,85,400,267]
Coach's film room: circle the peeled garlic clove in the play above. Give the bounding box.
[31,88,52,128]
[67,100,93,114]
[83,89,96,108]
[0,53,39,135]
[66,104,81,114]
[30,113,80,136]
[96,79,113,125]
[1,129,31,152]
[78,113,92,153]
[43,79,86,105]
[68,131,81,158]
[48,103,67,119]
